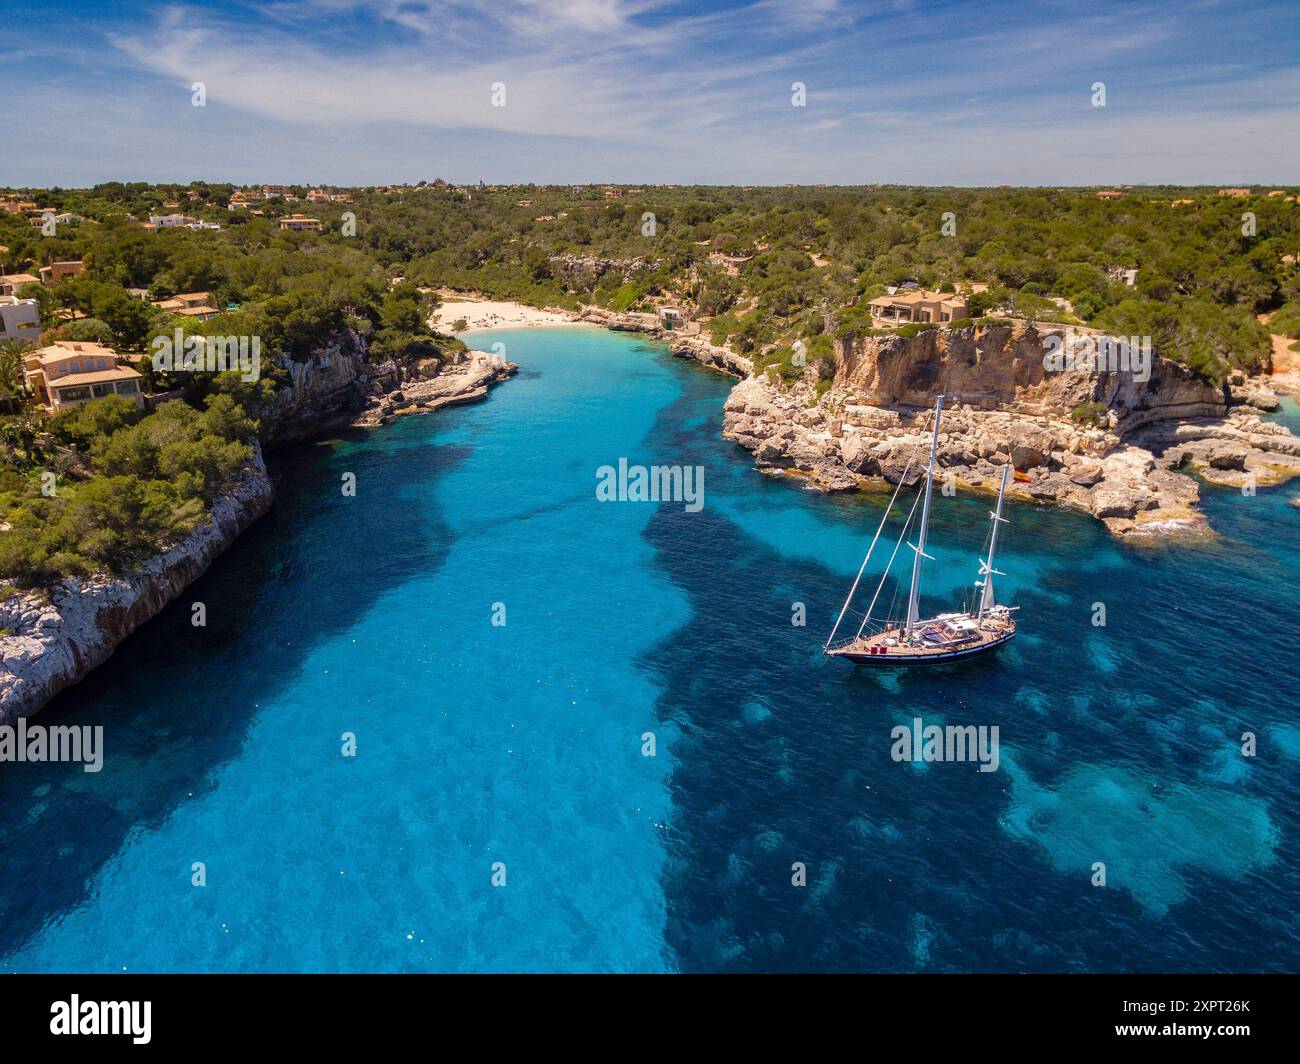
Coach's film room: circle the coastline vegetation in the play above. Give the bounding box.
[2,179,1298,585]
[0,392,255,582]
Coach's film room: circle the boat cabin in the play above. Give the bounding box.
[919,615,981,646]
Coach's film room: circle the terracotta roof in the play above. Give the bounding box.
[35,341,119,365]
[50,366,142,387]
[869,290,966,307]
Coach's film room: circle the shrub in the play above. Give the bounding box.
[896,322,938,338]
[1,393,258,584]
[1070,401,1109,428]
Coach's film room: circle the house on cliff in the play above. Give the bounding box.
[152,291,221,320]
[869,290,968,325]
[24,341,144,412]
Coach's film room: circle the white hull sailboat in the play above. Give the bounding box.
[824,395,1018,668]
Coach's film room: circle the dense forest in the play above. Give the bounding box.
[2,179,1298,584]
[6,180,1299,376]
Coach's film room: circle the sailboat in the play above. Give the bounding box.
[823,395,1018,667]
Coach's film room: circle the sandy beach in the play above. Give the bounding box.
[431,299,579,333]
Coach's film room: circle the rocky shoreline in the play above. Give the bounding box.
[10,302,1291,723]
[0,340,516,724]
[574,306,754,377]
[716,323,1300,539]
[351,349,517,427]
[508,300,1300,540]
[0,445,274,726]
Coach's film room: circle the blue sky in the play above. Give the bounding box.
[3,0,1298,186]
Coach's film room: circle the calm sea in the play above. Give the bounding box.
[2,328,1297,972]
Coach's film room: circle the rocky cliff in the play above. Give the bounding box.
[267,331,517,436]
[0,446,274,725]
[549,254,660,289]
[265,335,375,440]
[352,349,517,426]
[722,322,1300,538]
[471,302,1298,538]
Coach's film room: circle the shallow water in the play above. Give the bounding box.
[2,327,1297,972]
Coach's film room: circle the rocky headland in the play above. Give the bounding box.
[264,331,516,437]
[720,321,1300,538]
[352,348,516,427]
[505,301,1299,540]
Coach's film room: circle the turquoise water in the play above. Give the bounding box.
[2,327,1298,972]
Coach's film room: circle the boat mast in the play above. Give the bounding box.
[904,395,944,640]
[978,463,1011,620]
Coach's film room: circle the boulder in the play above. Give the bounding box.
[1006,425,1054,468]
[1208,445,1249,471]
[1068,461,1105,486]
[413,357,441,381]
[839,434,871,471]
[1092,485,1144,520]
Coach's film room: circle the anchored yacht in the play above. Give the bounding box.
[824,395,1018,667]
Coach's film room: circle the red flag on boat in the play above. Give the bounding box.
[1013,468,1031,483]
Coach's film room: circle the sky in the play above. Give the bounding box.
[2,0,1298,187]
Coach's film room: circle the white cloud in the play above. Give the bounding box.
[3,0,1297,185]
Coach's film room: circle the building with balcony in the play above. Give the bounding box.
[868,290,969,325]
[24,341,144,411]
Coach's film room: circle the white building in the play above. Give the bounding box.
[149,214,194,228]
[0,295,41,343]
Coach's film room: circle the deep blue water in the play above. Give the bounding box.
[2,327,1298,972]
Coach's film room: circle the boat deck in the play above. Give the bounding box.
[826,617,1015,664]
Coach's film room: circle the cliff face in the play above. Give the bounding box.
[723,322,1300,538]
[265,331,519,438]
[549,255,660,289]
[265,335,375,441]
[0,446,274,725]
[835,324,1239,431]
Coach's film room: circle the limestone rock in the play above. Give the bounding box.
[1208,445,1250,471]
[0,446,275,724]
[1068,461,1105,486]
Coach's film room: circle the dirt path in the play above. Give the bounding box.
[1259,312,1300,394]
